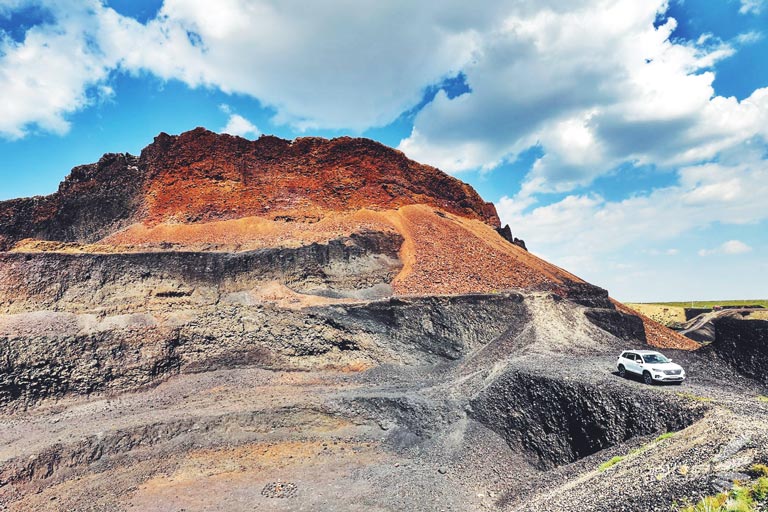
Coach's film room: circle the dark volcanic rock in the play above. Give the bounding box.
[496,224,527,251]
[0,153,145,251]
[707,317,768,385]
[469,371,705,469]
[0,231,403,313]
[585,308,647,342]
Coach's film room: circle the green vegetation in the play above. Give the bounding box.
[758,396,768,403]
[678,477,768,511]
[598,455,625,472]
[599,431,677,472]
[677,392,714,403]
[640,300,768,309]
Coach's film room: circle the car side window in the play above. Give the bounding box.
[626,353,635,361]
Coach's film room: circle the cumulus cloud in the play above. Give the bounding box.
[2,0,767,161]
[220,106,260,138]
[0,0,520,137]
[495,146,768,274]
[699,240,753,256]
[398,0,768,199]
[120,0,499,131]
[0,1,122,138]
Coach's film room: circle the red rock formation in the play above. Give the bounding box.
[0,128,498,252]
[140,128,499,226]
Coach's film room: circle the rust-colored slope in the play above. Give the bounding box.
[388,205,582,296]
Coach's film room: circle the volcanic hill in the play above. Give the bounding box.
[0,129,765,512]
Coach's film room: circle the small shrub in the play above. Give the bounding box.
[680,493,728,512]
[727,486,754,511]
[598,455,624,472]
[677,478,768,511]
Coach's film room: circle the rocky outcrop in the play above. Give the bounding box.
[0,154,145,251]
[0,293,526,410]
[0,231,403,313]
[0,129,499,251]
[496,224,527,251]
[706,317,768,385]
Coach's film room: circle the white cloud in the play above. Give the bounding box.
[645,248,679,256]
[121,0,496,132]
[736,31,763,45]
[398,0,768,198]
[699,240,753,256]
[0,1,123,138]
[739,0,765,15]
[221,113,259,138]
[218,104,259,137]
[495,147,768,276]
[2,0,767,162]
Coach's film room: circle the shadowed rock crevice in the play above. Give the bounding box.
[584,308,647,342]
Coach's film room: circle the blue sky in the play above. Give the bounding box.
[1,0,767,302]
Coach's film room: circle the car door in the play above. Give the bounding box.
[635,354,647,374]
[626,353,640,374]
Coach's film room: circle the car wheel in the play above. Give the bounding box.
[618,365,626,378]
[643,372,654,385]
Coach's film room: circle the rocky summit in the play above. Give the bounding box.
[0,129,765,512]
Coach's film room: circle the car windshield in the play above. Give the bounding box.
[642,354,669,364]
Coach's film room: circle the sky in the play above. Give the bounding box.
[0,0,767,302]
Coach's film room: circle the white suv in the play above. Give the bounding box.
[616,350,685,385]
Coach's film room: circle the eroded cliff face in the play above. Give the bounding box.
[0,128,498,252]
[140,129,500,226]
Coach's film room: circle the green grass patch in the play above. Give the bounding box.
[748,464,768,478]
[639,300,768,309]
[655,432,677,442]
[598,455,625,472]
[677,477,768,511]
[758,396,768,403]
[599,432,678,473]
[677,392,713,403]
